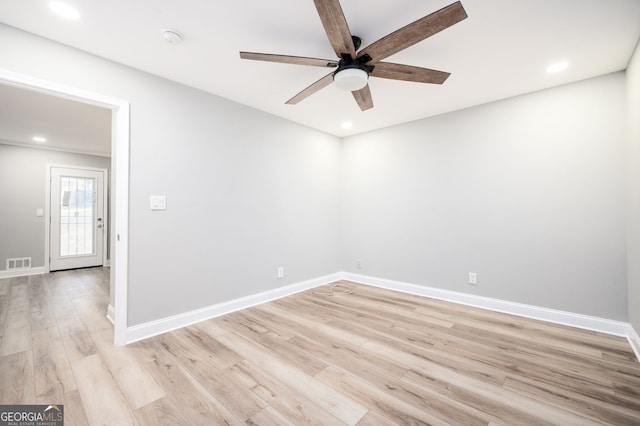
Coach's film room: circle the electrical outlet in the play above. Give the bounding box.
[468,272,477,285]
[356,259,362,269]
[277,267,284,279]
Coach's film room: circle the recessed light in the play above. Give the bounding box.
[546,61,568,73]
[33,136,47,143]
[341,121,353,129]
[49,1,80,20]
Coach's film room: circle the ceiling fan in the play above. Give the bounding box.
[239,0,467,111]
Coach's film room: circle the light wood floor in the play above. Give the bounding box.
[1,268,640,425]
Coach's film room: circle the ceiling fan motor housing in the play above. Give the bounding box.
[333,36,375,92]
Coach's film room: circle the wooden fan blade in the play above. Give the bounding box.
[358,1,467,64]
[371,62,450,84]
[240,52,338,68]
[313,0,357,59]
[286,73,335,105]
[352,85,374,111]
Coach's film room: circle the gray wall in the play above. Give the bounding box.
[1,22,633,328]
[0,24,342,326]
[0,143,110,270]
[628,40,640,333]
[342,73,628,321]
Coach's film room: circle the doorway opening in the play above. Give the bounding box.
[0,69,130,346]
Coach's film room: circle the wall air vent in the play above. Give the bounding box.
[6,257,32,270]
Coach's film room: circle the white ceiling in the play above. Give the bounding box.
[0,83,111,156]
[0,0,639,146]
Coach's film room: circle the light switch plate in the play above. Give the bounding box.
[36,208,44,217]
[150,195,167,210]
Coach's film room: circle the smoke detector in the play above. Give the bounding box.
[162,29,183,44]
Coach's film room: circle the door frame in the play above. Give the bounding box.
[46,165,109,272]
[0,68,130,346]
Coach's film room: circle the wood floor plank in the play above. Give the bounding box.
[92,328,166,410]
[316,365,452,426]
[134,338,242,425]
[504,375,640,425]
[258,302,370,347]
[355,410,398,426]
[0,308,31,356]
[0,295,7,338]
[326,316,509,387]
[173,326,243,370]
[402,368,567,425]
[71,296,112,333]
[228,359,347,425]
[7,278,29,312]
[134,396,192,426]
[27,275,48,315]
[384,346,605,425]
[388,370,493,425]
[235,308,297,340]
[285,333,408,383]
[32,327,77,403]
[0,278,9,296]
[216,331,369,425]
[221,310,328,376]
[246,406,297,426]
[145,330,264,422]
[30,294,57,331]
[0,350,34,404]
[454,321,605,359]
[433,337,616,394]
[188,316,229,337]
[71,353,139,425]
[54,307,97,361]
[62,390,90,426]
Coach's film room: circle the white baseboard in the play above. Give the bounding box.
[0,266,47,279]
[106,304,115,325]
[121,270,639,362]
[628,326,640,362]
[342,272,631,338]
[125,272,342,344]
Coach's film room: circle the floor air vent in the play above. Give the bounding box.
[6,257,32,270]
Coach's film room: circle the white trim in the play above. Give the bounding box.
[0,68,131,348]
[628,326,640,362]
[44,164,51,274]
[124,273,341,344]
[102,168,109,269]
[113,101,130,346]
[106,304,116,325]
[342,272,631,337]
[0,266,47,279]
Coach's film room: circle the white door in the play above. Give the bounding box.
[50,167,106,271]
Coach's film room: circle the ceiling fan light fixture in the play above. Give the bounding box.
[333,67,368,91]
